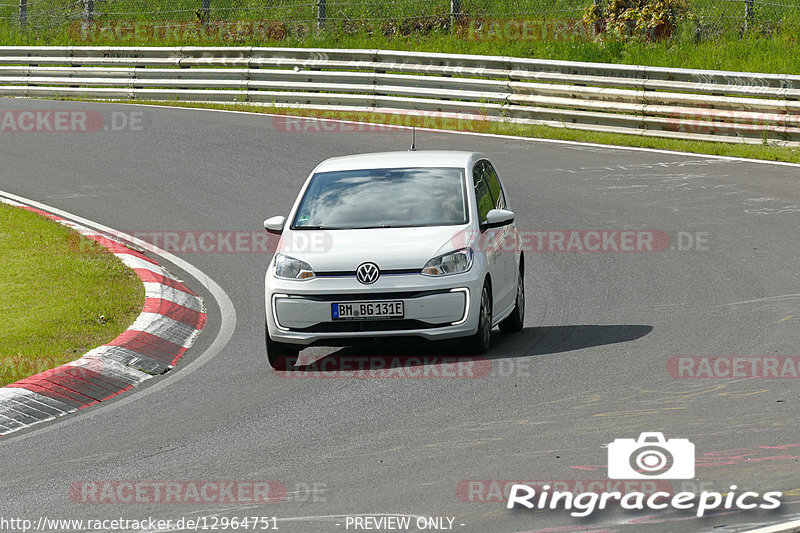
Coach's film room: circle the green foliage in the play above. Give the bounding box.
[1,20,800,74]
[584,0,694,41]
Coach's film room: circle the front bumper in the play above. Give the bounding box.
[265,272,482,346]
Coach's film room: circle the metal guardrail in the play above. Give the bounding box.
[1,46,799,144]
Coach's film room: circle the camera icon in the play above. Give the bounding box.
[608,432,695,479]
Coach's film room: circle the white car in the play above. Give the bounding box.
[263,150,524,369]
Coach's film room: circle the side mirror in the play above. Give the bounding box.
[264,215,286,235]
[481,209,515,231]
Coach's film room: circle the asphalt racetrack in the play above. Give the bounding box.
[1,99,799,533]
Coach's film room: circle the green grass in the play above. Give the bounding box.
[2,14,800,74]
[0,203,144,387]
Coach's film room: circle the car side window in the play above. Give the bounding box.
[473,162,494,224]
[484,162,507,210]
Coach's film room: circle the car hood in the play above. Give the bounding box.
[277,225,472,272]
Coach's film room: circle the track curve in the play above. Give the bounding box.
[1,99,799,533]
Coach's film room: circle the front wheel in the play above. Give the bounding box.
[265,320,299,370]
[463,283,492,354]
[499,267,524,333]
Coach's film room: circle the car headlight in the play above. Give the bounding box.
[421,248,474,276]
[273,253,316,280]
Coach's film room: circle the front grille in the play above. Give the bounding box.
[291,319,451,333]
[316,268,421,277]
[291,289,453,302]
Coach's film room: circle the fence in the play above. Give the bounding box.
[1,0,799,35]
[1,46,799,145]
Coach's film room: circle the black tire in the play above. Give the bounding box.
[265,320,299,370]
[499,266,525,333]
[463,283,492,354]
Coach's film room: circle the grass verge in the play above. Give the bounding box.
[100,99,800,164]
[1,23,800,75]
[0,202,144,387]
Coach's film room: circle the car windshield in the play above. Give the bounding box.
[291,167,468,230]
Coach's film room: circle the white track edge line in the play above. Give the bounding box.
[38,98,800,169]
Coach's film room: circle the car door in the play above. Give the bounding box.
[472,160,510,319]
[482,160,517,313]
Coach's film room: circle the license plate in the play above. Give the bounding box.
[331,301,404,320]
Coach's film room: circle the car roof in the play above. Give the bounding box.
[314,150,484,173]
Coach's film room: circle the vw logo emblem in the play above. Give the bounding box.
[356,262,380,285]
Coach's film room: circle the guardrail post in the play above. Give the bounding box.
[450,0,463,24]
[592,0,602,35]
[82,0,94,31]
[18,0,26,28]
[200,0,210,25]
[744,0,754,32]
[316,0,326,31]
